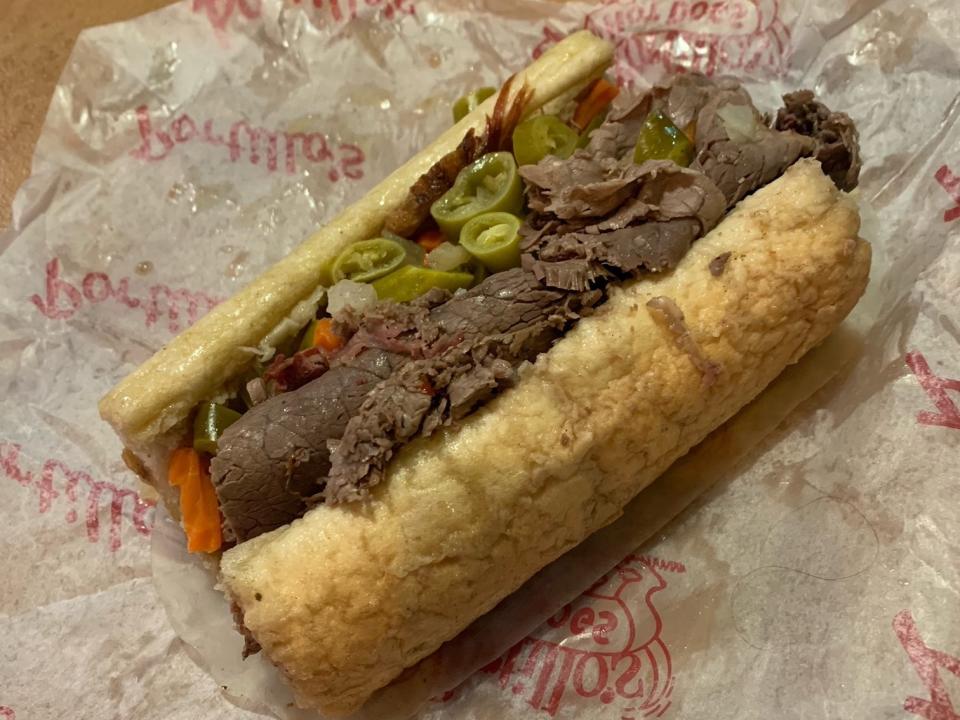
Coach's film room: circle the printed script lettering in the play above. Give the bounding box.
[30,258,222,334]
[296,0,415,23]
[468,554,682,719]
[192,0,261,29]
[131,106,366,181]
[906,351,960,431]
[934,165,960,223]
[192,0,414,31]
[535,0,787,81]
[0,442,155,552]
[894,610,960,720]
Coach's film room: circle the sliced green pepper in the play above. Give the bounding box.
[380,230,427,267]
[633,110,694,167]
[452,86,496,124]
[372,265,474,303]
[460,212,522,273]
[331,238,410,284]
[193,402,242,455]
[512,115,579,166]
[430,152,523,241]
[298,318,319,351]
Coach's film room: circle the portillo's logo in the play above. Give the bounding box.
[477,554,684,718]
[534,0,789,82]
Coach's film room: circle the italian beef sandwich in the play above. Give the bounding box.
[100,29,870,717]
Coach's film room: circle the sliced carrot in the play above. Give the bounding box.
[571,78,620,132]
[312,318,344,351]
[169,447,223,553]
[415,229,445,253]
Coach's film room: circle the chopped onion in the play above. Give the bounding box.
[717,103,763,143]
[255,283,326,362]
[245,377,267,406]
[327,278,378,317]
[426,242,472,272]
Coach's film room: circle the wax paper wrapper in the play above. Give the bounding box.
[2,1,959,719]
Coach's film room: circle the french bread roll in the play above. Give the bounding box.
[219,158,871,716]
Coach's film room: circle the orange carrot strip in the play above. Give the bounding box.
[169,447,222,553]
[572,78,620,132]
[416,229,445,253]
[312,318,344,351]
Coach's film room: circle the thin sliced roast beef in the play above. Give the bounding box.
[211,348,401,541]
[516,75,814,293]
[775,90,861,192]
[324,269,599,502]
[211,74,862,540]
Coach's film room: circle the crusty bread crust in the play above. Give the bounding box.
[219,159,871,716]
[98,30,614,449]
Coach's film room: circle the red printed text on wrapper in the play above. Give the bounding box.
[934,165,960,223]
[131,106,366,181]
[534,0,788,84]
[450,554,683,718]
[0,442,155,553]
[193,0,261,30]
[894,610,960,720]
[30,258,222,334]
[192,0,415,32]
[905,351,960,431]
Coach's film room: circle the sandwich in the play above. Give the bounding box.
[99,29,870,717]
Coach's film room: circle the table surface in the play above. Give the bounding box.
[0,0,175,229]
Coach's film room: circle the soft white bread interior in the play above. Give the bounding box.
[219,159,871,717]
[97,30,614,456]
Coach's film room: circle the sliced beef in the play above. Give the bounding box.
[690,82,815,206]
[579,74,727,163]
[333,288,452,362]
[262,347,330,394]
[522,219,701,291]
[211,348,401,541]
[517,88,730,292]
[516,74,821,294]
[693,131,814,206]
[324,269,598,502]
[775,90,861,191]
[521,157,725,230]
[214,75,864,533]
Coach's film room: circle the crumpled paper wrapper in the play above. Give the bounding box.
[2,1,959,719]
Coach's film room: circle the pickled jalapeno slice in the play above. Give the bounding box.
[512,115,579,166]
[331,238,409,283]
[633,110,695,167]
[430,152,523,241]
[459,212,522,273]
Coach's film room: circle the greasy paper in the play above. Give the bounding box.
[1,1,959,720]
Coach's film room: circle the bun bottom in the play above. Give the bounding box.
[218,159,869,716]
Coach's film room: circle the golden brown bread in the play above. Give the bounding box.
[219,159,871,716]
